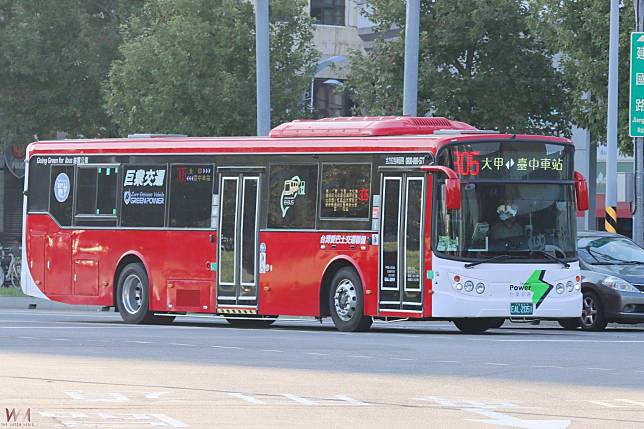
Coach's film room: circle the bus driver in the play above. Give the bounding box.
[490,203,524,249]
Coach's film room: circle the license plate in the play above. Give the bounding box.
[510,302,533,315]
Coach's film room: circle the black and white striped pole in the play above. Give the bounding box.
[605,0,619,233]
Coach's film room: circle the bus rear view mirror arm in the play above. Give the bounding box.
[421,165,461,210]
[574,171,589,212]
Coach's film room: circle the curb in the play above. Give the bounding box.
[0,296,104,312]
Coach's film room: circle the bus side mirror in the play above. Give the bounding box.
[574,171,589,211]
[421,165,461,210]
[445,177,461,210]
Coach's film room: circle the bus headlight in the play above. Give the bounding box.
[455,283,463,290]
[556,283,565,294]
[566,281,574,293]
[475,283,485,294]
[464,281,474,292]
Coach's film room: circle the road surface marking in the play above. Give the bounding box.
[282,394,316,405]
[65,391,130,402]
[530,365,564,369]
[479,339,644,343]
[587,400,627,408]
[334,395,369,406]
[210,345,241,350]
[437,360,463,364]
[305,352,330,356]
[228,393,265,404]
[485,363,510,366]
[150,414,191,428]
[424,397,570,429]
[261,349,284,353]
[348,355,372,359]
[168,343,195,347]
[616,399,644,407]
[390,357,415,361]
[127,340,152,344]
[585,367,613,371]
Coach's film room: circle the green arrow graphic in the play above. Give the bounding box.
[524,270,553,309]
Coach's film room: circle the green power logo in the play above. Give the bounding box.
[525,270,553,309]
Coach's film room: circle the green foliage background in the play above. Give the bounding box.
[104,0,317,136]
[0,0,638,148]
[0,0,143,145]
[529,0,634,153]
[348,0,570,136]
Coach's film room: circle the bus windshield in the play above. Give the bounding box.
[434,141,577,260]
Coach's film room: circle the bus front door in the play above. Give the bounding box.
[217,174,260,308]
[379,174,425,313]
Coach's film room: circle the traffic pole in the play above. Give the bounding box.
[605,0,619,233]
[255,0,271,136]
[635,0,644,245]
[403,0,420,116]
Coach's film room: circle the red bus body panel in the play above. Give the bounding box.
[23,125,573,319]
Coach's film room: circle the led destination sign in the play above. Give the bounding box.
[443,142,573,181]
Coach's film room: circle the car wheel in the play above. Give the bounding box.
[580,291,608,331]
[116,263,159,325]
[329,267,372,332]
[557,318,580,330]
[453,318,491,334]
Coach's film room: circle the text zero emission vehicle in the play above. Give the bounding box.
[21,117,589,333]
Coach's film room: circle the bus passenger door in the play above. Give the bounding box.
[217,173,260,308]
[379,174,425,313]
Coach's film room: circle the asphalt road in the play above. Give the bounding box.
[1,308,644,428]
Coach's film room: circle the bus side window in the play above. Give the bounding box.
[119,164,168,228]
[27,158,50,213]
[267,164,318,229]
[319,163,371,220]
[49,165,75,227]
[168,164,214,228]
[74,166,118,227]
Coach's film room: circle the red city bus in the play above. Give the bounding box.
[21,117,589,333]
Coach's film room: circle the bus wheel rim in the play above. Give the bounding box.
[122,274,143,315]
[334,279,357,322]
[582,296,596,327]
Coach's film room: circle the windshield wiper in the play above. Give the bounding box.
[465,254,514,269]
[613,261,644,265]
[529,250,570,268]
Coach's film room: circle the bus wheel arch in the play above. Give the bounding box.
[113,254,173,325]
[320,257,365,318]
[321,258,372,332]
[113,253,148,308]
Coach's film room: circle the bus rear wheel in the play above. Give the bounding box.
[453,318,492,334]
[116,263,166,325]
[329,267,372,332]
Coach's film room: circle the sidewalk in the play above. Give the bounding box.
[0,296,103,312]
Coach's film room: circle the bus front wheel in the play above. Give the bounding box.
[329,267,372,332]
[116,263,166,324]
[453,318,492,334]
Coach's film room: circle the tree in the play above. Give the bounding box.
[104,0,317,137]
[348,0,571,136]
[529,0,634,153]
[0,0,143,144]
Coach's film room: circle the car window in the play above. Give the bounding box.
[577,236,644,264]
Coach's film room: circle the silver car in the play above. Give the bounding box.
[558,232,644,331]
